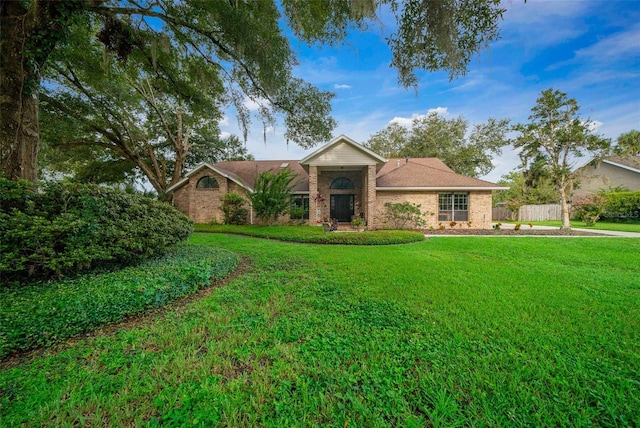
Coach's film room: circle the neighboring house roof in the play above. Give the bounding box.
[602,156,640,174]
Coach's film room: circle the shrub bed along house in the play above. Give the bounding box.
[0,244,238,359]
[601,191,640,221]
[0,179,193,284]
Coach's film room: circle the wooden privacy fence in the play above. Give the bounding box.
[492,204,569,222]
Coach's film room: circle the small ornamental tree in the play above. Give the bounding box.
[221,192,248,225]
[513,88,610,229]
[382,201,430,229]
[249,168,301,225]
[571,194,607,226]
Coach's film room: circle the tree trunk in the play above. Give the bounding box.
[559,182,571,230]
[0,1,40,181]
[1,0,97,181]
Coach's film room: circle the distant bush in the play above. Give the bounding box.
[0,244,238,358]
[601,191,640,220]
[0,179,193,283]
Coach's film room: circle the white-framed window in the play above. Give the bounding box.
[438,192,469,221]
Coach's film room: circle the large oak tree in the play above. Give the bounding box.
[39,16,252,194]
[1,0,506,182]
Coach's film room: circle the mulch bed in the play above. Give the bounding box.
[420,228,603,236]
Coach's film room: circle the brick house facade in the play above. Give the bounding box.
[167,135,506,229]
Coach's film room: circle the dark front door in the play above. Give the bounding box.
[330,194,354,222]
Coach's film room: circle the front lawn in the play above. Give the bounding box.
[2,235,639,426]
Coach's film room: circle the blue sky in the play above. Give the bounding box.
[220,0,640,182]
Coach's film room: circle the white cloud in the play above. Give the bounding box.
[334,84,352,89]
[497,0,589,50]
[243,98,263,111]
[220,131,231,139]
[388,107,450,127]
[427,107,450,116]
[575,23,640,62]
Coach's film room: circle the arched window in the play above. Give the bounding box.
[196,176,219,189]
[330,177,354,189]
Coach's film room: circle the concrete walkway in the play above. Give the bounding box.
[424,223,640,238]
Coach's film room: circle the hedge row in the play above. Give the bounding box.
[194,224,426,245]
[601,191,640,219]
[0,179,193,283]
[0,244,238,359]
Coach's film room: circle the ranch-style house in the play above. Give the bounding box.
[167,135,507,229]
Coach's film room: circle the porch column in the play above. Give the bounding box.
[366,164,377,229]
[308,165,318,225]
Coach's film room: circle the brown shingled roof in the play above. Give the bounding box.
[171,156,503,193]
[214,160,309,192]
[376,158,501,188]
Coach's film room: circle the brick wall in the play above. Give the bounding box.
[374,191,438,229]
[468,191,493,229]
[172,169,250,224]
[373,190,493,230]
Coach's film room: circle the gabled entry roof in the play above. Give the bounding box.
[299,135,387,171]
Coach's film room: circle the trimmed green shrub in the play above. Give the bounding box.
[0,179,193,283]
[381,201,431,229]
[601,191,640,220]
[194,224,425,245]
[220,192,249,225]
[0,244,238,358]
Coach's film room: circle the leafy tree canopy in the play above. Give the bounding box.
[613,130,640,156]
[512,88,610,229]
[1,0,507,182]
[365,112,510,177]
[38,17,253,193]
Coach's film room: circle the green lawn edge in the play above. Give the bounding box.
[193,224,426,245]
[500,220,640,233]
[0,244,238,359]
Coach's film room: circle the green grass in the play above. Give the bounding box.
[1,234,639,426]
[0,244,238,359]
[194,223,426,244]
[503,220,640,233]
